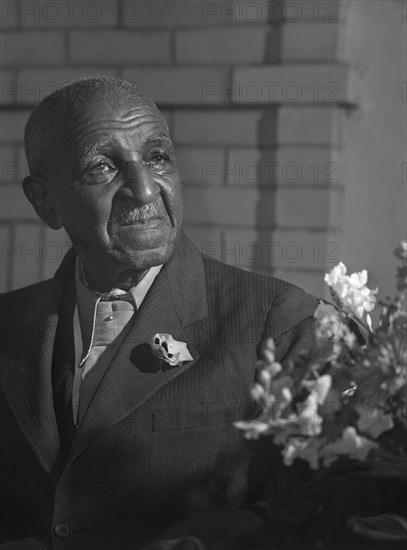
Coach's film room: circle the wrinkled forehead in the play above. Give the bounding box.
[57,97,170,155]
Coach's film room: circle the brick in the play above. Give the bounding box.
[123,68,229,105]
[269,229,340,269]
[273,268,326,298]
[182,186,275,228]
[278,106,344,146]
[11,222,43,290]
[0,111,29,143]
[228,1,272,24]
[222,227,274,268]
[17,147,30,180]
[281,0,342,24]
[19,0,117,28]
[176,27,279,65]
[1,32,65,66]
[69,31,171,65]
[226,147,342,186]
[0,70,17,104]
[0,185,38,220]
[275,147,342,185]
[182,224,222,261]
[232,64,359,105]
[226,149,277,185]
[176,148,225,185]
[228,0,343,24]
[42,226,71,279]
[0,223,12,292]
[221,227,339,270]
[1,145,18,185]
[15,67,118,105]
[281,22,343,61]
[173,110,277,146]
[275,187,343,229]
[0,0,20,29]
[201,1,271,25]
[122,1,216,28]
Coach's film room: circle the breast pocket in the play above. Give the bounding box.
[151,400,242,432]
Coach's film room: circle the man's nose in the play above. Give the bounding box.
[120,161,159,206]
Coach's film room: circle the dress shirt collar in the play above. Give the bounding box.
[75,259,163,307]
[74,258,162,362]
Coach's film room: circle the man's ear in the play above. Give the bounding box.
[22,175,62,230]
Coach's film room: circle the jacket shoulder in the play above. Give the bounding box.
[202,255,318,336]
[202,254,317,304]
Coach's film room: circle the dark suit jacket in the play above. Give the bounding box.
[0,232,317,550]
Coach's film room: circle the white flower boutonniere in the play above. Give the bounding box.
[150,333,193,367]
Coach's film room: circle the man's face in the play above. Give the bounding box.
[49,97,183,286]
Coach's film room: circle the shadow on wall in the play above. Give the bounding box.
[253,110,279,275]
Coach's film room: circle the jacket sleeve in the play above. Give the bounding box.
[262,283,318,367]
[238,284,321,515]
[137,283,320,550]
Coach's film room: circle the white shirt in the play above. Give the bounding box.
[72,259,162,425]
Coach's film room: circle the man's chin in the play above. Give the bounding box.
[113,220,174,249]
[113,240,177,272]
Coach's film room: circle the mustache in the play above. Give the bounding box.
[116,201,164,225]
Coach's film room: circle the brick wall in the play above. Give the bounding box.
[0,0,403,298]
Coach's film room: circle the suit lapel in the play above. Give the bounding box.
[1,235,208,473]
[64,232,208,469]
[0,250,76,474]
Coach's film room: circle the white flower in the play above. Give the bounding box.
[250,383,269,405]
[282,438,320,469]
[320,427,377,467]
[394,241,407,263]
[270,376,294,413]
[298,442,320,470]
[261,338,276,365]
[271,375,293,396]
[343,329,357,349]
[150,333,193,367]
[282,438,308,466]
[302,375,332,405]
[234,420,270,440]
[265,361,282,378]
[324,261,347,288]
[324,262,378,319]
[286,376,331,438]
[355,404,394,439]
[296,393,323,436]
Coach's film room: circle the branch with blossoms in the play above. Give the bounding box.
[235,241,407,470]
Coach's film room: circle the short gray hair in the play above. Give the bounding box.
[24,76,157,177]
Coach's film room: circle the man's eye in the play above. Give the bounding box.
[147,153,170,166]
[91,162,114,173]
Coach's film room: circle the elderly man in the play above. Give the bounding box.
[0,77,317,550]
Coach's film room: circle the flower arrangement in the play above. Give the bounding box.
[235,242,407,470]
